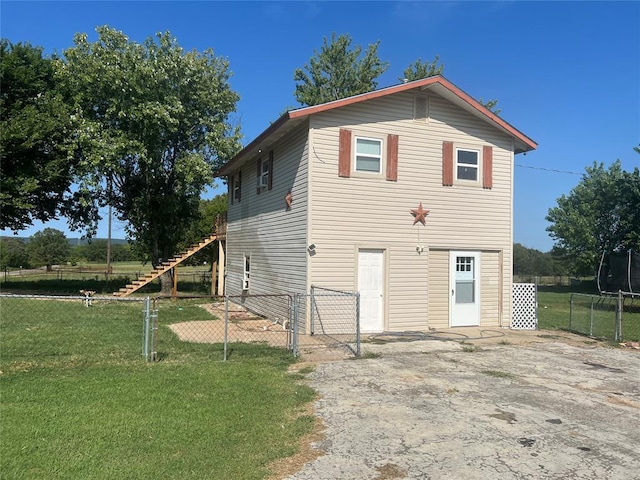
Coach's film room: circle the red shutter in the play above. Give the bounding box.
[229,175,234,205]
[442,141,454,186]
[483,146,493,189]
[386,134,398,181]
[236,171,242,202]
[256,159,261,195]
[338,129,352,177]
[268,151,274,190]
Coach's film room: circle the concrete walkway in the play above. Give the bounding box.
[288,330,640,479]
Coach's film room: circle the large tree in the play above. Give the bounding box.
[399,56,443,82]
[546,159,640,276]
[175,194,228,266]
[0,40,94,231]
[0,237,30,269]
[398,55,500,114]
[293,33,389,106]
[60,26,241,292]
[27,228,70,271]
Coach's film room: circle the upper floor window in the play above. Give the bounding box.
[355,137,382,173]
[258,158,270,188]
[256,151,273,194]
[443,141,492,188]
[456,149,479,182]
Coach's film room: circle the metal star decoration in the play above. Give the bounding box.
[411,202,430,225]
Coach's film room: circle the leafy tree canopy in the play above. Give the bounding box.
[399,56,443,82]
[293,33,389,106]
[513,243,563,276]
[27,228,70,271]
[398,53,500,114]
[175,194,228,266]
[0,237,30,269]
[60,26,241,279]
[478,98,501,115]
[0,40,93,231]
[546,158,640,276]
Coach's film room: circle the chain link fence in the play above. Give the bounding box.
[569,292,640,342]
[152,290,361,361]
[1,289,362,367]
[0,294,151,370]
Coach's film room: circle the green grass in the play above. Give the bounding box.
[537,286,640,341]
[0,297,315,479]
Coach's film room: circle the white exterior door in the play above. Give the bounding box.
[358,249,384,333]
[449,251,480,327]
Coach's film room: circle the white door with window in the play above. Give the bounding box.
[449,251,480,327]
[358,249,384,333]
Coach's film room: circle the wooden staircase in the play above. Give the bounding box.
[113,233,219,297]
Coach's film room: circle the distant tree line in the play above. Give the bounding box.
[0,196,226,271]
[0,228,141,270]
[513,243,566,276]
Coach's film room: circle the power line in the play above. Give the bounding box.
[515,164,583,175]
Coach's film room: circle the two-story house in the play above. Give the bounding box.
[217,76,537,333]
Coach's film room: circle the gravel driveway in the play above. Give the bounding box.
[287,331,640,479]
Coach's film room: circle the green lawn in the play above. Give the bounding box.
[537,286,640,341]
[0,297,315,479]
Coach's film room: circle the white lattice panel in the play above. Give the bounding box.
[512,283,537,330]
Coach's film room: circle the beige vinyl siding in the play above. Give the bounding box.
[226,124,309,300]
[308,91,513,330]
[480,250,501,326]
[427,249,449,329]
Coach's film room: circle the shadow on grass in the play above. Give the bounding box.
[537,280,599,295]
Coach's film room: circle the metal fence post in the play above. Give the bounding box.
[589,296,594,337]
[294,295,299,356]
[310,286,315,335]
[569,293,574,331]
[150,298,158,362]
[615,290,623,341]
[224,296,229,361]
[142,297,151,361]
[355,292,361,357]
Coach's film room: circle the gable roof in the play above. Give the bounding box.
[218,75,537,176]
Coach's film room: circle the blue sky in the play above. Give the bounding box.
[2,1,639,251]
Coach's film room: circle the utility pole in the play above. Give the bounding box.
[106,176,113,277]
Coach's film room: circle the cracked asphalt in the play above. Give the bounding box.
[288,333,640,479]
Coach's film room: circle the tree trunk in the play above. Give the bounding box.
[159,270,173,296]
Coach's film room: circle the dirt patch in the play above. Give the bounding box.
[374,463,408,479]
[266,400,326,480]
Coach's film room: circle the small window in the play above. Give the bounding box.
[456,149,479,182]
[355,137,382,173]
[234,172,242,202]
[258,158,269,188]
[242,255,250,290]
